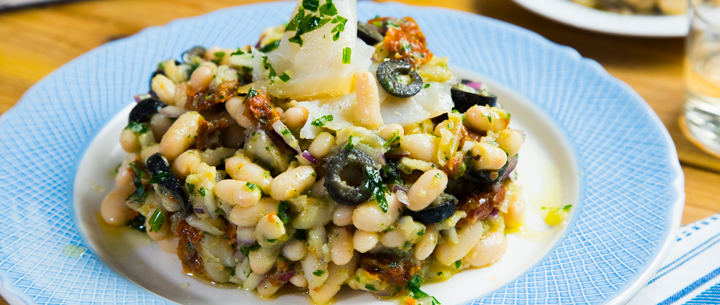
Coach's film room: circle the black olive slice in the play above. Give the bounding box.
[376,60,423,98]
[182,46,206,64]
[404,196,457,225]
[129,98,166,123]
[146,153,189,212]
[324,149,379,206]
[357,22,384,46]
[464,159,509,191]
[451,86,497,113]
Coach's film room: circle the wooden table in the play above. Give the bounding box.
[0,0,718,303]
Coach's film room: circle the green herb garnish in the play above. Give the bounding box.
[342,47,352,64]
[258,40,281,53]
[125,121,149,135]
[313,270,325,276]
[406,275,441,305]
[149,170,174,183]
[277,201,291,224]
[311,114,333,127]
[240,243,260,257]
[365,284,377,291]
[365,166,389,213]
[148,209,165,232]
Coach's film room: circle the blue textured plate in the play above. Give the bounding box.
[0,1,683,304]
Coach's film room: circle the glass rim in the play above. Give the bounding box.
[690,0,720,30]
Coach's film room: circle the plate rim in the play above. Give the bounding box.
[512,0,690,37]
[0,1,685,304]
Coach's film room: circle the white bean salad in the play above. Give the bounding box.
[101,0,527,304]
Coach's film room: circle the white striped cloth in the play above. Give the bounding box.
[628,214,720,305]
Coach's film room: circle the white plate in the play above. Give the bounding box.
[513,0,690,37]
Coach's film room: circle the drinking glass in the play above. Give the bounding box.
[683,0,720,156]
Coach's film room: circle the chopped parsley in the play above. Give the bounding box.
[294,229,308,241]
[302,0,319,11]
[211,51,225,65]
[286,7,332,46]
[330,15,347,41]
[384,131,401,147]
[158,62,165,71]
[258,40,281,53]
[312,270,325,276]
[186,182,195,195]
[277,201,291,224]
[417,229,425,236]
[406,275,441,305]
[230,48,245,56]
[149,170,174,183]
[240,243,260,257]
[310,114,333,127]
[278,72,291,82]
[365,166,389,213]
[424,83,431,89]
[344,135,357,150]
[125,121,148,135]
[127,162,147,201]
[454,163,467,179]
[198,187,207,197]
[148,209,165,232]
[281,128,291,135]
[454,260,462,269]
[266,238,277,243]
[247,87,259,99]
[365,284,377,291]
[342,47,352,64]
[319,0,337,16]
[562,205,572,212]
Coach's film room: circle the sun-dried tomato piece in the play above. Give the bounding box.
[244,89,280,127]
[196,118,230,150]
[184,79,240,111]
[375,17,433,68]
[360,253,421,288]
[456,186,506,228]
[442,154,464,178]
[176,220,206,278]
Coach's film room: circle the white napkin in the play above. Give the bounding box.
[628,214,720,305]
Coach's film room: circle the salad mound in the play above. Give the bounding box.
[100,0,527,304]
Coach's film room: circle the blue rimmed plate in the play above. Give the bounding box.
[0,1,683,304]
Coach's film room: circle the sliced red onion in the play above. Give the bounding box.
[301,151,319,165]
[489,209,500,217]
[233,249,246,263]
[134,93,152,102]
[465,82,483,90]
[395,187,409,207]
[271,120,301,154]
[499,156,519,182]
[277,270,296,282]
[193,207,205,214]
[158,105,191,118]
[393,185,407,193]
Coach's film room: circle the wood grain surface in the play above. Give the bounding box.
[0,0,717,303]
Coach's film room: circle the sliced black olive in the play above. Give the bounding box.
[129,98,166,123]
[464,159,509,191]
[324,149,379,206]
[357,22,384,46]
[380,161,402,185]
[182,46,206,64]
[146,153,189,212]
[376,60,423,98]
[451,85,497,113]
[404,195,457,225]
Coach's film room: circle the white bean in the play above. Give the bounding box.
[228,197,279,226]
[226,155,273,194]
[115,153,139,186]
[100,183,135,226]
[435,220,486,266]
[309,255,358,305]
[243,272,264,290]
[504,191,526,230]
[257,278,283,297]
[465,105,510,133]
[352,230,378,253]
[406,170,448,211]
[332,205,354,227]
[173,82,188,109]
[470,142,508,171]
[354,71,383,130]
[414,226,439,260]
[215,179,262,207]
[225,97,254,129]
[400,134,439,162]
[255,213,286,246]
[352,193,403,232]
[282,239,307,261]
[302,252,328,289]
[145,207,170,240]
[289,272,308,288]
[282,106,309,130]
[496,129,524,157]
[120,128,141,153]
[378,123,404,140]
[380,229,406,248]
[159,111,202,160]
[249,246,279,275]
[270,166,316,201]
[151,74,176,105]
[149,114,173,142]
[465,231,509,267]
[308,132,335,158]
[172,150,202,179]
[329,226,354,265]
[190,66,215,91]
